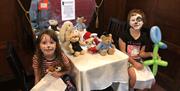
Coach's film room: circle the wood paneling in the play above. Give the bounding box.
[88,0,127,35]
[0,0,35,81]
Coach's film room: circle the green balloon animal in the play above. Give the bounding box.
[143,26,168,76]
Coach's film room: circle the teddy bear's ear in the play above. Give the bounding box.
[100,35,105,40]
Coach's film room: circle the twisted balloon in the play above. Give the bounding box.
[143,26,168,76]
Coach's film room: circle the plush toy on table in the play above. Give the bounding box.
[83,31,100,48]
[59,21,74,50]
[95,33,115,56]
[143,26,168,76]
[48,19,60,38]
[75,16,88,41]
[68,30,85,57]
[75,16,87,32]
[48,19,60,31]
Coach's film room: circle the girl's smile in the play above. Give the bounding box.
[40,34,56,59]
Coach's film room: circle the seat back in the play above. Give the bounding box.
[107,18,127,49]
[6,42,29,91]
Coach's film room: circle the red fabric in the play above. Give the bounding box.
[83,31,91,40]
[38,0,49,10]
[88,46,98,54]
[93,38,100,45]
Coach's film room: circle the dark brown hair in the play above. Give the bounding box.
[35,30,63,76]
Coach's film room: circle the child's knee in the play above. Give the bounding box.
[128,67,136,79]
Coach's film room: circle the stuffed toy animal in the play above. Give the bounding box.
[46,65,62,73]
[48,19,60,38]
[48,19,60,31]
[95,33,115,56]
[68,31,85,57]
[59,21,74,50]
[75,16,87,32]
[83,31,100,48]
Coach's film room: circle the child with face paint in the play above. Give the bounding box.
[119,9,155,90]
[32,30,76,90]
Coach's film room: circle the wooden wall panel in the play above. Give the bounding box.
[88,0,127,35]
[153,0,180,45]
[0,0,34,81]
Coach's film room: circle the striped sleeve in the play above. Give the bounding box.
[61,52,70,64]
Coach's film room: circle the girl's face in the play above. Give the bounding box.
[40,34,56,57]
[129,13,144,30]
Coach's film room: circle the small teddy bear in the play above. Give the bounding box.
[46,65,62,73]
[75,16,87,32]
[48,19,60,31]
[96,33,115,56]
[48,19,60,38]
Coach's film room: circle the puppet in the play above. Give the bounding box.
[68,30,85,57]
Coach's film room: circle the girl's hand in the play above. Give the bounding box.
[51,71,64,78]
[133,61,144,70]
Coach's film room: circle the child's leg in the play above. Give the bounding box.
[128,67,136,88]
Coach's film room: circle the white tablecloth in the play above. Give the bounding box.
[63,47,129,91]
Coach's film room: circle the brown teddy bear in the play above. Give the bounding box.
[46,65,62,73]
[96,33,115,56]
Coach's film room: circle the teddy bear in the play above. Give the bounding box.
[48,19,60,31]
[95,33,115,56]
[75,16,87,32]
[48,19,60,38]
[67,30,85,57]
[46,65,62,73]
[59,21,74,50]
[74,16,88,42]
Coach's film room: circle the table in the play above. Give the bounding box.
[63,47,129,91]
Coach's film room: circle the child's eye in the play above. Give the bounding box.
[136,16,143,22]
[42,41,47,44]
[131,19,135,22]
[50,41,56,44]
